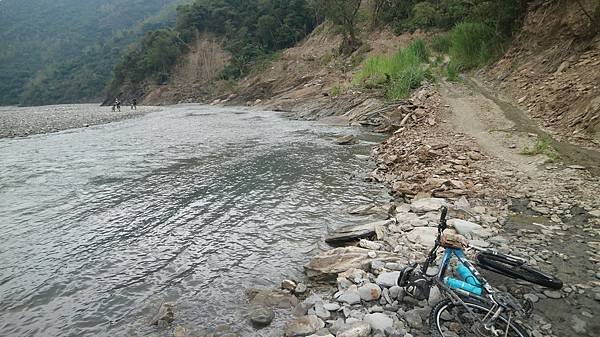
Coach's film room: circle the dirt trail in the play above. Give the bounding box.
[441,80,540,176]
[439,79,600,337]
[443,78,600,176]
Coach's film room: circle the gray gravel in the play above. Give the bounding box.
[0,104,159,139]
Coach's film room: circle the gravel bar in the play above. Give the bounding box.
[0,104,160,139]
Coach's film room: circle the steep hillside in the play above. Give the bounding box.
[482,0,600,146]
[0,0,188,106]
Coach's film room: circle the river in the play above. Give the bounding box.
[0,105,387,337]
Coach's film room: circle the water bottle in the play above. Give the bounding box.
[457,263,481,287]
[444,277,483,295]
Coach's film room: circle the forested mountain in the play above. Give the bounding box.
[110,0,317,92]
[0,0,189,106]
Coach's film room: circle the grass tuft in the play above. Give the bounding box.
[354,39,431,99]
[449,22,502,70]
[430,33,452,53]
[331,85,343,97]
[521,135,559,161]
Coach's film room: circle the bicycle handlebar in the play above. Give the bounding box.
[438,206,448,233]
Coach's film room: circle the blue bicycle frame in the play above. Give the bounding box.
[437,247,495,298]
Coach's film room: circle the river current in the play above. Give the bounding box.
[0,105,386,336]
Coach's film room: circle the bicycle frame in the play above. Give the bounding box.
[411,207,529,336]
[437,247,495,297]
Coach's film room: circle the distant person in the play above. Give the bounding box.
[132,98,137,110]
[115,98,121,112]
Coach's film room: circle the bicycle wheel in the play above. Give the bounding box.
[430,298,530,337]
[477,253,563,290]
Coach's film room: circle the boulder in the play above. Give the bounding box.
[410,198,447,213]
[284,315,325,337]
[304,247,399,281]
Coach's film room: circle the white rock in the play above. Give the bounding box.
[410,198,447,213]
[405,227,438,247]
[589,210,600,218]
[323,302,341,311]
[357,283,382,301]
[395,212,428,227]
[313,301,330,319]
[359,239,383,250]
[336,321,371,337]
[448,219,482,236]
[364,313,394,331]
[337,285,362,305]
[284,315,325,337]
[376,271,400,288]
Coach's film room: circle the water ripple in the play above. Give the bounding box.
[0,105,386,337]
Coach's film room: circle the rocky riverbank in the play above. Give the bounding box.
[191,82,599,337]
[0,104,158,139]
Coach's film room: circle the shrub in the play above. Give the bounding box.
[354,39,431,99]
[406,38,429,62]
[410,2,439,28]
[430,33,451,53]
[449,22,502,70]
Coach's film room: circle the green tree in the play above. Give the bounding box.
[313,0,362,54]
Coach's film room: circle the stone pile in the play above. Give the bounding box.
[280,196,541,337]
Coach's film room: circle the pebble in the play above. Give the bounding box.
[282,279,297,291]
[524,293,539,303]
[543,290,562,299]
[248,306,275,327]
[295,283,307,294]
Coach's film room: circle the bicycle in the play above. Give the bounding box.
[397,206,563,337]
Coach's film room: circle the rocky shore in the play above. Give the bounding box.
[188,82,599,337]
[0,104,158,139]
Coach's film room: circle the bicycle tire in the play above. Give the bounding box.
[477,252,563,290]
[430,298,530,337]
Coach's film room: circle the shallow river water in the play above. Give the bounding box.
[0,105,386,337]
